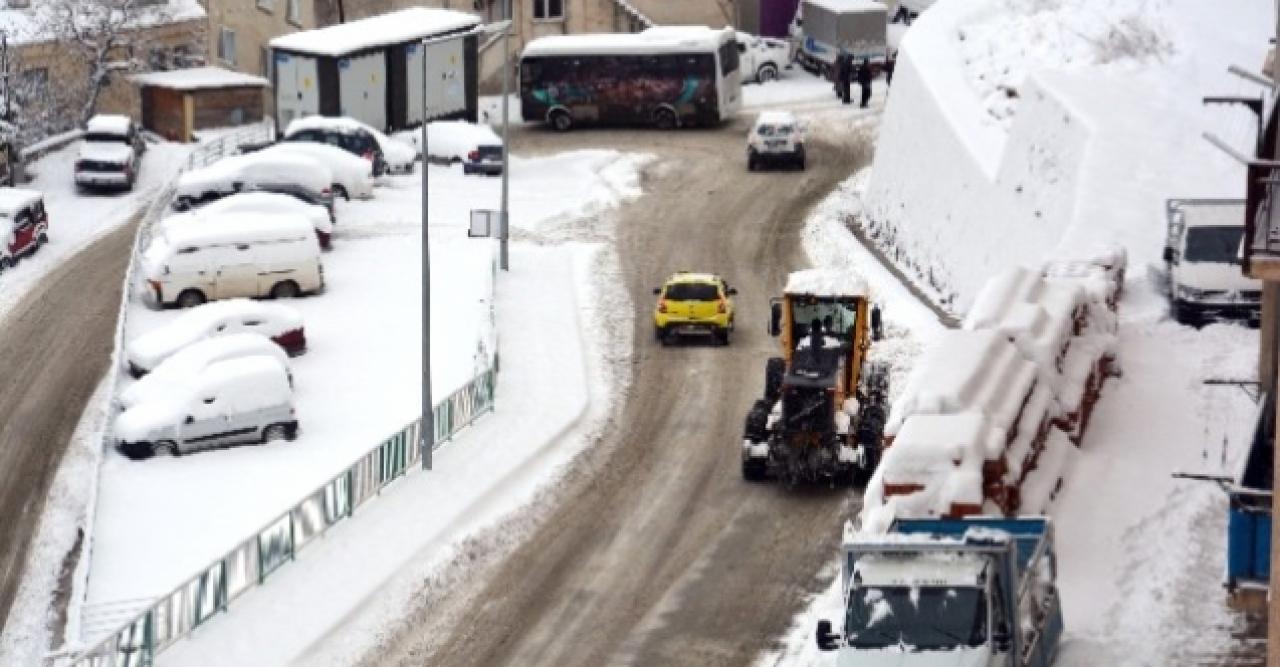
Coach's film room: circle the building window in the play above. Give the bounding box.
[257,0,274,13]
[286,0,302,25]
[532,0,562,21]
[218,27,236,66]
[15,68,47,105]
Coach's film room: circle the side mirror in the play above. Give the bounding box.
[1162,247,1175,264]
[727,287,738,296]
[815,619,841,651]
[652,287,661,295]
[870,304,883,342]
[769,302,782,337]
[184,415,195,424]
[992,623,1011,652]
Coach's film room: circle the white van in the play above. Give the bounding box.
[142,212,324,308]
[114,355,297,459]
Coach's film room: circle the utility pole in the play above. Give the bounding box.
[499,0,511,271]
[1268,4,1280,663]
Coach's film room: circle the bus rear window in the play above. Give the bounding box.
[720,40,740,75]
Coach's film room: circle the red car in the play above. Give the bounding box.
[0,188,48,271]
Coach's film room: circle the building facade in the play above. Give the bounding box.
[202,0,317,79]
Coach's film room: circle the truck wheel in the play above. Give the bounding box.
[742,459,766,482]
[653,108,678,130]
[757,63,779,83]
[549,109,573,132]
[176,289,206,309]
[765,357,785,403]
[1173,301,1202,328]
[271,280,301,299]
[743,398,771,441]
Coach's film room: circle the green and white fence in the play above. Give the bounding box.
[71,367,497,667]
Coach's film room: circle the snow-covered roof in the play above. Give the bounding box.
[197,192,332,233]
[522,26,733,58]
[85,115,132,136]
[804,0,887,14]
[0,187,41,215]
[160,212,315,248]
[755,111,797,126]
[131,67,268,91]
[785,268,867,298]
[270,7,480,57]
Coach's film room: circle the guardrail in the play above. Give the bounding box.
[70,368,496,667]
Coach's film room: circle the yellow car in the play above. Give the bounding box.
[652,272,737,346]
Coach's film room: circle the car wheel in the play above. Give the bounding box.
[653,108,678,131]
[37,233,48,246]
[747,152,757,171]
[271,280,301,299]
[654,325,664,342]
[120,441,153,460]
[757,63,779,83]
[333,184,349,201]
[262,423,289,444]
[176,289,206,309]
[549,109,573,132]
[174,196,193,211]
[155,440,179,457]
[718,328,731,346]
[0,256,9,273]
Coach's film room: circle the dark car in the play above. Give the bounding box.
[283,117,388,176]
[463,145,504,176]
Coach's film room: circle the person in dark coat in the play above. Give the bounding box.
[857,57,873,108]
[833,53,852,104]
[885,52,896,87]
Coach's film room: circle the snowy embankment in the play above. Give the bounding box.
[82,149,649,664]
[762,1,1271,664]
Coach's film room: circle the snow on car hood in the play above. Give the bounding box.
[78,141,134,164]
[838,645,991,667]
[1173,259,1259,295]
[114,397,185,443]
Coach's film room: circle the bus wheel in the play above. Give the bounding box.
[653,108,677,130]
[549,110,573,132]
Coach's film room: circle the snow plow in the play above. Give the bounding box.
[741,269,888,486]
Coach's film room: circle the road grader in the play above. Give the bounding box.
[741,269,889,486]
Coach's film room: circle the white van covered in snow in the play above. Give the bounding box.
[142,212,324,308]
[1164,199,1260,326]
[118,332,290,411]
[115,355,297,459]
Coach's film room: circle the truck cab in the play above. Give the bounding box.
[817,518,1063,666]
[1164,198,1260,326]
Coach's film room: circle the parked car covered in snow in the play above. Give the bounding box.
[173,152,334,213]
[142,212,324,309]
[736,30,791,83]
[283,115,417,175]
[126,299,306,376]
[424,121,504,173]
[1164,198,1260,326]
[0,188,48,271]
[747,111,805,171]
[259,141,376,200]
[115,355,298,459]
[118,332,290,411]
[75,114,145,191]
[171,191,335,249]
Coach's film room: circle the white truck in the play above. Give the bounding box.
[816,517,1064,665]
[795,0,889,78]
[1164,198,1261,326]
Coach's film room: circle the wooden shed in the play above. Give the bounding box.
[132,67,269,143]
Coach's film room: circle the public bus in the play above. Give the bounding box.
[519,26,743,131]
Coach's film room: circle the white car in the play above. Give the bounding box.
[115,355,297,460]
[747,111,806,171]
[118,332,290,411]
[421,121,504,164]
[736,31,792,83]
[259,142,375,200]
[126,299,306,376]
[283,115,418,175]
[170,191,335,249]
[75,115,145,190]
[174,152,334,212]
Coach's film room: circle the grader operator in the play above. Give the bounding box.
[741,269,888,486]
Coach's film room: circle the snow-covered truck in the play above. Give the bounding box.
[1163,198,1261,326]
[741,269,888,486]
[796,0,889,78]
[816,517,1064,665]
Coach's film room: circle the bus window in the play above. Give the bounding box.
[720,40,740,75]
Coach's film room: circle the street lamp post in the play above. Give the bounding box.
[420,21,511,470]
[500,0,511,271]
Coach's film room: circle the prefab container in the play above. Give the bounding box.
[269,7,480,134]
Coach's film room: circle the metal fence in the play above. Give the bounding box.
[71,367,497,667]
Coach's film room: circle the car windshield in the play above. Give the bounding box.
[792,299,856,337]
[845,586,986,650]
[1184,225,1243,264]
[665,282,720,301]
[758,124,792,137]
[84,132,128,144]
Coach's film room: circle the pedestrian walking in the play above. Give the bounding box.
[834,53,852,104]
[857,58,873,108]
[885,52,896,87]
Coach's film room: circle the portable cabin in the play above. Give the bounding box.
[268,7,480,135]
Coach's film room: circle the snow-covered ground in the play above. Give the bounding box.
[78,149,651,652]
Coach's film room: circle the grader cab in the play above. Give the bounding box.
[741,269,888,486]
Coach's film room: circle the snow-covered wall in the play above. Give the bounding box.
[862,0,1269,312]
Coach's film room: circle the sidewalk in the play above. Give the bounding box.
[159,243,609,666]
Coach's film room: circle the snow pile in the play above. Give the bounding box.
[864,251,1122,529]
[860,0,1268,311]
[785,267,868,298]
